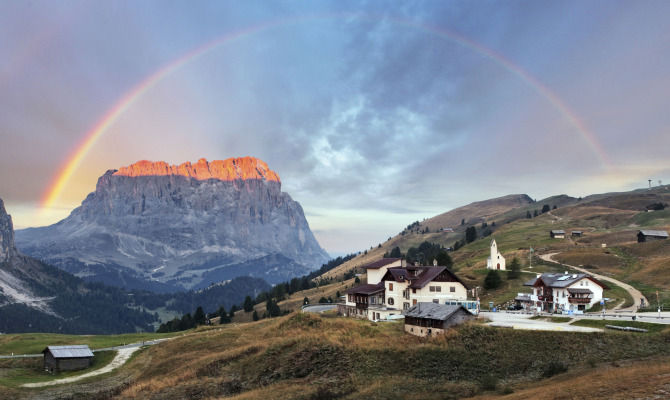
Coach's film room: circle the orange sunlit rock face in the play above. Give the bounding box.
[113,157,281,182]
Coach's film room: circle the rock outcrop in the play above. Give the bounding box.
[0,198,16,262]
[16,157,329,291]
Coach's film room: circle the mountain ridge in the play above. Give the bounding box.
[16,157,329,292]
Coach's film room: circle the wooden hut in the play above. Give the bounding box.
[403,303,474,337]
[43,345,94,372]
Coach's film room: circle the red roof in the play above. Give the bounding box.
[362,258,401,270]
[344,283,385,295]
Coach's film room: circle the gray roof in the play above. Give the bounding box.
[551,230,565,234]
[402,302,469,320]
[44,345,94,358]
[524,273,609,289]
[639,230,668,238]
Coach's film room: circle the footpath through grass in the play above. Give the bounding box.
[0,350,116,388]
[570,319,670,334]
[0,331,177,355]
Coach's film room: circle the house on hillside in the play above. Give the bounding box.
[339,259,477,321]
[382,265,475,312]
[338,284,399,321]
[571,231,583,238]
[550,230,565,239]
[403,303,474,337]
[43,345,94,373]
[521,272,609,313]
[486,239,506,270]
[637,230,668,242]
[362,258,403,285]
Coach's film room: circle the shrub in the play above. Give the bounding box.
[479,375,498,391]
[542,360,568,378]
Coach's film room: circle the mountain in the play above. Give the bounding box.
[0,197,157,333]
[16,157,329,292]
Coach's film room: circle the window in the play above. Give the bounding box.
[389,283,393,291]
[403,302,410,310]
[370,297,376,305]
[412,288,416,294]
[450,286,455,293]
[430,286,435,292]
[433,299,439,304]
[348,295,353,302]
[388,298,394,305]
[413,299,417,305]
[436,286,441,292]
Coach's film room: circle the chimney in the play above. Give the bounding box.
[433,259,438,266]
[401,259,406,268]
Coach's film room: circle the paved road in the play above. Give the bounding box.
[0,338,170,359]
[481,312,602,332]
[539,252,648,312]
[301,304,337,313]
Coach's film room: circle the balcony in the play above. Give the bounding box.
[538,295,553,302]
[568,297,591,304]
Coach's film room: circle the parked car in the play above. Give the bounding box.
[507,304,523,311]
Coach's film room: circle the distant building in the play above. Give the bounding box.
[571,231,583,238]
[550,230,565,239]
[486,239,506,270]
[43,345,94,373]
[403,303,474,337]
[522,272,609,313]
[637,230,668,243]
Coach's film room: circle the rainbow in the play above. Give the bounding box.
[41,13,611,212]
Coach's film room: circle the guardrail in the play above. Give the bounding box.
[605,325,648,333]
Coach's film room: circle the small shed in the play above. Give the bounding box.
[43,345,94,372]
[550,230,565,239]
[403,303,474,337]
[637,230,668,243]
[571,231,583,237]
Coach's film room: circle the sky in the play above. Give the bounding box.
[1,1,670,255]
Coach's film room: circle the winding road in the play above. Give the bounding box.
[539,252,648,312]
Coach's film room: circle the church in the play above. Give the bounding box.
[486,239,506,270]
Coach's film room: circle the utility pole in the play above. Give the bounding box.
[657,290,661,319]
[529,247,533,268]
[649,179,652,189]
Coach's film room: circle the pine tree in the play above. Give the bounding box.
[193,306,206,326]
[507,257,521,280]
[252,310,259,321]
[484,270,502,289]
[219,306,231,324]
[243,295,254,312]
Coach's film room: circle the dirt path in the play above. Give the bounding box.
[539,252,648,312]
[22,347,139,388]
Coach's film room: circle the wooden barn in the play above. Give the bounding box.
[43,345,94,372]
[637,230,668,243]
[403,303,474,337]
[550,230,565,239]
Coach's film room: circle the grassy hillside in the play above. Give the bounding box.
[314,186,670,310]
[7,311,669,399]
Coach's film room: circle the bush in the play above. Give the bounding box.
[479,375,498,391]
[542,360,568,378]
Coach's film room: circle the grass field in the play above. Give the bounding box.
[0,332,177,355]
[0,350,116,388]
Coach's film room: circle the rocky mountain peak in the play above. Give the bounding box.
[113,157,281,183]
[0,197,17,262]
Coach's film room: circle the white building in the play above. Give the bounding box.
[338,262,477,321]
[522,272,608,313]
[486,239,506,270]
[362,258,403,285]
